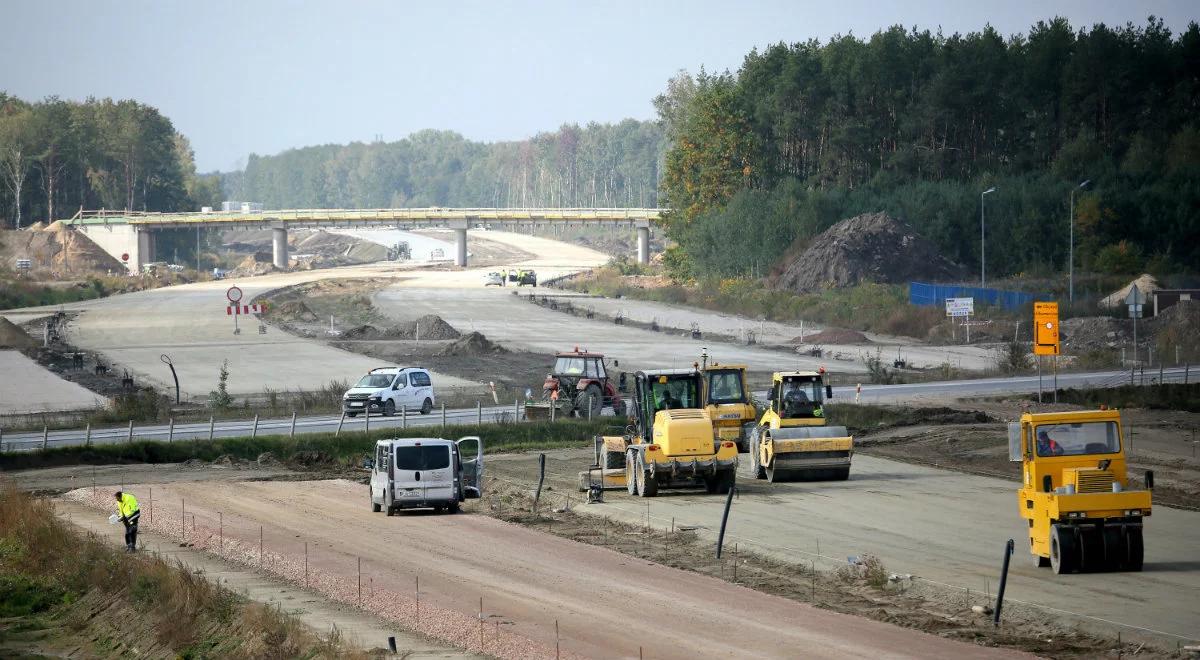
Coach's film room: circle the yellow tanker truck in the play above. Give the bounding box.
[1011,408,1151,573]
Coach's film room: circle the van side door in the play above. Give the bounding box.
[411,370,433,405]
[456,436,483,498]
[391,372,411,408]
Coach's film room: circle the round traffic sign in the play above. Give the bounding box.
[121,252,129,262]
[226,286,243,303]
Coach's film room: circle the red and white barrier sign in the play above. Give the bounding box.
[226,303,268,315]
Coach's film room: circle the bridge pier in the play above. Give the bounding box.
[272,226,289,269]
[636,224,650,264]
[454,228,467,266]
[136,229,156,269]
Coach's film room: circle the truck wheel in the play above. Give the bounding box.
[383,400,395,417]
[447,501,461,514]
[347,412,358,417]
[1050,524,1078,574]
[749,427,766,480]
[1101,526,1124,570]
[420,398,433,415]
[1079,527,1104,572]
[576,385,603,419]
[372,501,381,513]
[626,450,638,496]
[386,506,395,517]
[1125,527,1144,572]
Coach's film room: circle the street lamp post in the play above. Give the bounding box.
[980,187,996,288]
[1069,179,1090,304]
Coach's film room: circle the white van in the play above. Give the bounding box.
[370,437,483,514]
[343,367,435,417]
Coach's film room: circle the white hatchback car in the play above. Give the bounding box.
[482,271,505,286]
[343,367,435,417]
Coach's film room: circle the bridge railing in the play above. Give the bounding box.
[69,207,664,226]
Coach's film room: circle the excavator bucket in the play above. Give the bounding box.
[762,425,853,482]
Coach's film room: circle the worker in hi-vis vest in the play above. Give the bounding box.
[114,491,140,552]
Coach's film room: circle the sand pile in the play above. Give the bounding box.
[436,332,508,356]
[339,315,461,341]
[0,317,36,349]
[24,221,46,231]
[769,212,964,293]
[1099,274,1158,308]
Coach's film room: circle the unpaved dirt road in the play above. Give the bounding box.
[77,479,1023,659]
[487,449,1200,648]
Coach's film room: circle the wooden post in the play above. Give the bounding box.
[252,414,259,439]
[168,417,174,443]
[42,425,48,450]
[336,412,345,436]
[128,419,134,442]
[209,416,215,441]
[290,411,297,438]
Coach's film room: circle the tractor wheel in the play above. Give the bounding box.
[1125,527,1144,572]
[383,400,395,417]
[625,450,638,496]
[1050,524,1078,574]
[420,398,433,415]
[738,423,755,453]
[612,397,626,418]
[749,427,766,480]
[576,385,603,419]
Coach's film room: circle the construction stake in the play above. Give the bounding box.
[290,411,297,438]
[336,412,345,436]
[208,416,215,441]
[168,417,174,443]
[127,419,134,442]
[252,414,259,439]
[85,423,91,447]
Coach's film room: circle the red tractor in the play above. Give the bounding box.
[541,348,626,418]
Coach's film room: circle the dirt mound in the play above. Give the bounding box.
[437,331,509,356]
[341,324,384,339]
[25,221,46,231]
[0,316,36,348]
[1061,316,1130,352]
[769,212,964,293]
[230,252,278,276]
[44,220,70,232]
[1099,274,1158,308]
[0,226,126,275]
[290,450,332,466]
[274,299,319,323]
[412,314,460,340]
[256,451,279,466]
[795,328,871,344]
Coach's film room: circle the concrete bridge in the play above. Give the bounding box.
[65,207,662,271]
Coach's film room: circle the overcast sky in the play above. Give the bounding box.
[2,1,1195,172]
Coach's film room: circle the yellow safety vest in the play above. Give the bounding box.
[117,493,139,517]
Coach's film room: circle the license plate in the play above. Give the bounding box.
[350,402,363,407]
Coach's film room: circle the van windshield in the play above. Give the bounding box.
[356,374,393,388]
[395,445,451,470]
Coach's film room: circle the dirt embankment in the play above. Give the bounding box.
[769,212,965,293]
[0,224,126,276]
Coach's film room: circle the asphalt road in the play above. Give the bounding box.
[2,367,1190,452]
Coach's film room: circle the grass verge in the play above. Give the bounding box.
[0,419,613,471]
[0,485,360,658]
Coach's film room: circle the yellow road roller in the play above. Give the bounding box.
[1012,408,1152,573]
[748,370,853,482]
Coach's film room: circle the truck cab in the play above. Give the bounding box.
[702,363,756,452]
[1011,409,1151,573]
[370,436,483,515]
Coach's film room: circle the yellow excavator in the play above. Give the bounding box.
[748,370,853,482]
[701,359,757,452]
[1012,408,1151,573]
[590,368,739,496]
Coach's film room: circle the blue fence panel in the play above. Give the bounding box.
[909,282,1050,311]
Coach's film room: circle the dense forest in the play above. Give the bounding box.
[0,94,221,228]
[224,121,665,209]
[658,18,1200,282]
